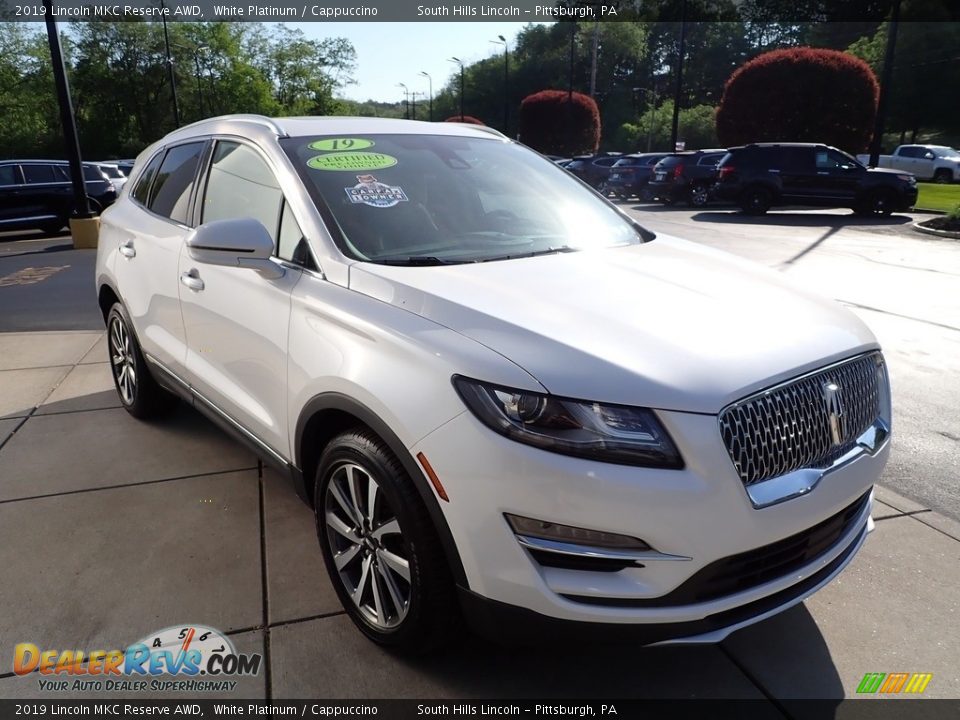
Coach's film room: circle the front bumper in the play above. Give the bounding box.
[412,408,887,634]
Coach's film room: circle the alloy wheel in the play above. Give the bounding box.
[324,462,411,629]
[690,185,709,207]
[109,315,136,405]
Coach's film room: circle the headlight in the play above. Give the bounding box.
[896,174,916,184]
[453,376,683,468]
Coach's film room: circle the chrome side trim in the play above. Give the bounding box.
[746,418,889,509]
[516,535,691,563]
[143,352,289,468]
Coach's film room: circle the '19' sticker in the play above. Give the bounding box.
[308,138,375,152]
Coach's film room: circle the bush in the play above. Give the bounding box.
[444,115,485,125]
[518,90,601,156]
[716,48,879,154]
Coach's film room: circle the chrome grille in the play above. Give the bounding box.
[720,352,885,486]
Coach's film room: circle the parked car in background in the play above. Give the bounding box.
[116,159,136,176]
[605,153,670,200]
[97,115,890,653]
[856,145,960,183]
[93,162,129,193]
[714,143,918,216]
[565,153,623,189]
[0,159,117,234]
[648,149,727,207]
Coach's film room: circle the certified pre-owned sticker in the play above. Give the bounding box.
[345,175,408,208]
[307,152,397,171]
[308,138,375,152]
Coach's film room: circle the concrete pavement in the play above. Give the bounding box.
[0,326,957,705]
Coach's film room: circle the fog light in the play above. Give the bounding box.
[505,514,650,550]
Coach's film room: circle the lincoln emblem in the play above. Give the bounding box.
[823,381,845,446]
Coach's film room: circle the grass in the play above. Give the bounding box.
[915,182,960,213]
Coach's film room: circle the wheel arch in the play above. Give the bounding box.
[97,282,121,324]
[295,392,468,588]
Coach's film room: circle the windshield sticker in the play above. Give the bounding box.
[345,175,409,208]
[308,138,375,152]
[307,152,397,171]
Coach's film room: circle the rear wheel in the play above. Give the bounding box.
[740,187,771,215]
[314,429,460,653]
[933,169,952,184]
[688,184,710,208]
[106,303,178,419]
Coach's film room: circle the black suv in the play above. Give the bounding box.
[564,153,623,189]
[605,153,670,200]
[0,160,117,234]
[714,143,918,215]
[648,149,727,207]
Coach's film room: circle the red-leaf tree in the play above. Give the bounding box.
[716,48,879,154]
[444,115,485,125]
[518,90,601,156]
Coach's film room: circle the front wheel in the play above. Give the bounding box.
[933,169,952,184]
[314,429,460,653]
[855,190,895,216]
[106,303,178,418]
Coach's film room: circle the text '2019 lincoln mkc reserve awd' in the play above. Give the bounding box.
[96,115,891,652]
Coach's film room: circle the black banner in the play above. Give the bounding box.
[1,700,959,720]
[1,0,959,22]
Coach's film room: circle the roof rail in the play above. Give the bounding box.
[459,124,508,140]
[177,114,289,138]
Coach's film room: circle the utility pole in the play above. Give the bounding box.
[159,0,180,128]
[589,21,600,97]
[397,82,409,119]
[869,0,901,167]
[491,36,509,135]
[42,0,95,247]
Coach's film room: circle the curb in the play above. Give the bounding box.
[912,221,960,239]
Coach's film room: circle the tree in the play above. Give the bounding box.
[615,101,719,151]
[716,47,879,153]
[519,90,600,156]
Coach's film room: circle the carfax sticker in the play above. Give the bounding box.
[344,175,409,208]
[308,138,375,152]
[307,152,397,171]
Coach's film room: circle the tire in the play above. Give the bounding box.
[106,303,178,419]
[857,190,895,216]
[740,187,771,215]
[688,184,710,208]
[314,428,460,653]
[639,187,654,202]
[933,169,952,184]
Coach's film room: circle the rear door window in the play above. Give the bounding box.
[148,142,205,224]
[132,153,164,206]
[22,165,58,184]
[0,165,20,186]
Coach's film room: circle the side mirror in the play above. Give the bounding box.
[185,217,283,279]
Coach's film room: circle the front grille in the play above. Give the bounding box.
[563,490,870,607]
[720,352,885,486]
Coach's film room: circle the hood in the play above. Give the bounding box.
[866,167,913,177]
[349,236,879,414]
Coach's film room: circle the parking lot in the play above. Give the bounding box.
[1,207,958,704]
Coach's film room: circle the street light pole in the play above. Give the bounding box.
[159,0,180,128]
[449,57,464,121]
[42,0,92,229]
[491,36,509,135]
[669,0,687,151]
[397,83,409,119]
[418,71,433,122]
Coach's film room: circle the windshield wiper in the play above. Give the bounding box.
[478,246,578,263]
[372,256,458,266]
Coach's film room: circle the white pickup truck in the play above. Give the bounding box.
[857,145,960,183]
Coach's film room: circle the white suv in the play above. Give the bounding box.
[96,115,891,652]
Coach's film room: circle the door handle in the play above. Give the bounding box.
[180,270,205,292]
[119,240,136,258]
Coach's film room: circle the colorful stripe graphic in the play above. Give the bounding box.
[857,672,932,694]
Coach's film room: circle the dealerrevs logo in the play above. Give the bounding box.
[13,625,261,693]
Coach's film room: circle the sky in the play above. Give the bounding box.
[293,22,547,104]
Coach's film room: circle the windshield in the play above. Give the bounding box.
[282,134,643,265]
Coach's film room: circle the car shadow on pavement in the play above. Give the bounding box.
[689,211,913,227]
[389,603,844,706]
